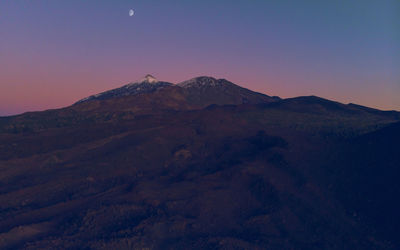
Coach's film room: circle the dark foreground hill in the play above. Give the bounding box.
[0,76,399,249]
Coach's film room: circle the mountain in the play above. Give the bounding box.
[76,75,279,107]
[178,76,280,106]
[0,76,399,249]
[76,75,173,104]
[322,121,400,247]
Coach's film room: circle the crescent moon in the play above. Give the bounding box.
[129,9,134,16]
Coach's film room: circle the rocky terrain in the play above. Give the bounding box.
[0,76,399,249]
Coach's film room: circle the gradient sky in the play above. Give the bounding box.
[1,0,399,116]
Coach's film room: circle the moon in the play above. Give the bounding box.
[129,9,134,16]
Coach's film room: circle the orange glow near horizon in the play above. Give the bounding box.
[1,69,399,116]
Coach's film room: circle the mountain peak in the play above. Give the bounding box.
[75,74,172,104]
[140,74,158,84]
[178,76,220,88]
[76,75,278,105]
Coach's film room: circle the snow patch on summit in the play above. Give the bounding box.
[75,74,172,104]
[125,74,159,88]
[140,74,158,84]
[178,76,221,88]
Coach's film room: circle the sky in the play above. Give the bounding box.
[0,0,399,116]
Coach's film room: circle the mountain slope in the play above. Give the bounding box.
[1,103,399,249]
[0,76,400,249]
[1,86,398,136]
[0,106,389,249]
[178,76,280,106]
[76,75,279,107]
[274,96,400,118]
[76,75,173,104]
[336,122,400,240]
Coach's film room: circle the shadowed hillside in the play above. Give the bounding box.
[0,76,399,249]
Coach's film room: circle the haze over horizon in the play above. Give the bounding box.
[1,0,399,116]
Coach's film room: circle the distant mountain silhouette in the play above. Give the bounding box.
[76,74,173,104]
[177,76,279,106]
[76,75,279,106]
[0,76,399,249]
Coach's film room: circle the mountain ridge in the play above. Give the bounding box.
[75,75,278,106]
[1,76,399,136]
[75,75,173,104]
[1,75,400,249]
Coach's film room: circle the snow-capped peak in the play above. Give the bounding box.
[140,74,158,84]
[178,76,221,88]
